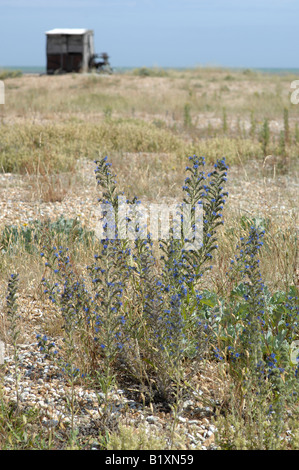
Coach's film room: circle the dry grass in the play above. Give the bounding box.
[1,69,298,175]
[3,67,299,121]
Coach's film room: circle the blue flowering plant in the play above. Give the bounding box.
[218,226,298,372]
[92,155,230,400]
[149,157,229,388]
[6,274,21,410]
[40,244,94,377]
[213,225,299,441]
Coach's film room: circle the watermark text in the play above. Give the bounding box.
[0,81,4,104]
[94,196,203,251]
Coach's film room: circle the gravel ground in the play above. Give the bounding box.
[0,158,298,229]
[2,340,219,449]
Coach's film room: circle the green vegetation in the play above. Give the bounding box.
[0,69,22,80]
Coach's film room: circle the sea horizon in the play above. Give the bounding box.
[1,65,299,75]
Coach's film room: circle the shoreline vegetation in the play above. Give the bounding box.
[1,65,299,74]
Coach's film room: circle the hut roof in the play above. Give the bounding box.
[45,28,91,35]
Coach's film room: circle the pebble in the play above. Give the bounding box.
[42,419,59,428]
[198,427,206,435]
[177,416,187,423]
[183,400,193,408]
[146,415,159,424]
[97,392,105,400]
[188,420,200,426]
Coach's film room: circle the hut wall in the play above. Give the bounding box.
[46,31,94,73]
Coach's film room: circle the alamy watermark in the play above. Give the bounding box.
[291,340,299,365]
[93,196,203,251]
[0,80,4,104]
[290,80,299,104]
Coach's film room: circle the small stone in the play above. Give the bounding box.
[27,401,37,407]
[183,400,193,408]
[177,416,187,423]
[188,420,199,425]
[42,419,59,428]
[0,341,5,365]
[146,415,159,424]
[20,392,30,401]
[189,440,199,447]
[38,400,47,409]
[203,433,215,447]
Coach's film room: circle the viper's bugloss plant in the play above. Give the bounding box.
[6,274,21,411]
[94,157,119,214]
[39,245,92,445]
[225,226,298,371]
[138,238,176,398]
[157,157,228,383]
[181,155,228,284]
[238,226,265,365]
[92,158,139,398]
[215,226,299,449]
[91,154,230,401]
[87,239,128,401]
[37,153,298,446]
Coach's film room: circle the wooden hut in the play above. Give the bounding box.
[45,28,94,74]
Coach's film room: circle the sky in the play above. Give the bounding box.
[0,0,298,69]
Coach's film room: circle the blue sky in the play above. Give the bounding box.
[0,0,298,68]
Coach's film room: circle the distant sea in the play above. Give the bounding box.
[0,66,46,74]
[1,65,299,75]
